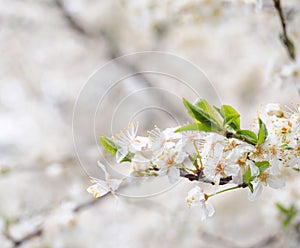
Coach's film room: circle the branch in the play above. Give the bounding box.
[246,234,278,248]
[53,0,185,118]
[273,0,296,60]
[53,0,155,84]
[203,232,279,248]
[202,231,243,248]
[3,195,108,247]
[4,227,43,247]
[180,168,233,185]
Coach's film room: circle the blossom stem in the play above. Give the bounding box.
[193,140,203,169]
[207,185,240,199]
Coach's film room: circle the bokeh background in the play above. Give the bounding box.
[1,0,300,247]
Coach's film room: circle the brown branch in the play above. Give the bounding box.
[273,0,296,60]
[180,168,233,185]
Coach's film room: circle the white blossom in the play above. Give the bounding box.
[248,168,285,201]
[87,162,123,198]
[114,123,149,163]
[186,186,215,220]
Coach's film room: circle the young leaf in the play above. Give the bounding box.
[195,98,223,126]
[248,183,254,193]
[257,118,268,145]
[182,98,222,131]
[235,130,258,145]
[243,166,254,192]
[255,161,270,174]
[219,105,240,131]
[100,136,132,162]
[100,136,117,155]
[175,123,213,132]
[243,166,252,185]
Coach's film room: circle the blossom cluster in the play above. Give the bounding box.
[88,98,300,220]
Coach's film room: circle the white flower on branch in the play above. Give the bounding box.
[98,97,300,220]
[87,162,123,198]
[153,141,187,183]
[248,168,285,201]
[186,186,215,220]
[265,103,284,118]
[148,126,181,157]
[114,123,149,163]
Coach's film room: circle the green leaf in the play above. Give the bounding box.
[175,123,213,132]
[293,168,300,172]
[195,98,223,126]
[257,118,268,145]
[100,136,117,155]
[248,183,254,193]
[255,161,270,174]
[182,98,223,131]
[281,143,293,150]
[100,136,132,162]
[243,166,252,185]
[235,130,258,145]
[219,105,241,131]
[243,166,254,192]
[276,203,297,227]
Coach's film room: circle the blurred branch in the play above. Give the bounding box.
[53,0,90,37]
[273,0,296,60]
[3,195,107,247]
[203,232,279,248]
[246,234,278,248]
[202,231,243,248]
[53,0,156,87]
[4,226,43,247]
[53,0,184,118]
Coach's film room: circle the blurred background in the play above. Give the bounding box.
[1,0,300,247]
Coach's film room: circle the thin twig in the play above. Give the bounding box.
[273,0,296,60]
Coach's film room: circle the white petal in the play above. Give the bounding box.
[87,183,109,198]
[97,161,109,179]
[130,136,149,152]
[267,175,285,189]
[249,161,259,177]
[107,178,123,191]
[132,153,149,163]
[214,143,224,158]
[174,150,187,164]
[248,182,263,201]
[269,158,280,175]
[224,164,240,177]
[116,148,127,163]
[167,166,180,184]
[205,202,215,218]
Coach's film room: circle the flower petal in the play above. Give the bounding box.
[248,181,263,201]
[267,175,285,189]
